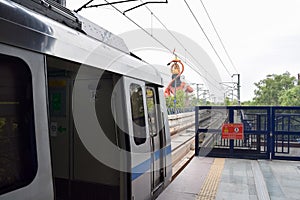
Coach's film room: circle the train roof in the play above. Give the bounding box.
[0,0,163,86]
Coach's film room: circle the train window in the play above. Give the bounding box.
[0,54,37,195]
[146,87,158,136]
[130,84,146,145]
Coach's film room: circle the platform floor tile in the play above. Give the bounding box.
[215,159,258,200]
[157,157,214,200]
[197,158,225,200]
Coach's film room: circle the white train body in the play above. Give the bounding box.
[0,0,172,199]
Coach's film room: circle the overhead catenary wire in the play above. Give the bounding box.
[76,0,167,13]
[75,0,139,12]
[137,1,225,91]
[142,0,238,98]
[103,1,172,53]
[183,0,232,78]
[103,0,223,92]
[142,2,223,86]
[199,0,238,74]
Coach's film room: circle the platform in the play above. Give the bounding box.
[158,157,300,200]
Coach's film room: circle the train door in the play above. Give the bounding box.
[0,44,53,199]
[47,58,123,200]
[48,75,73,198]
[123,77,152,200]
[146,86,165,197]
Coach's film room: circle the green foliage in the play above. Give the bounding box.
[165,90,205,108]
[189,96,198,106]
[279,86,300,106]
[241,100,256,106]
[224,97,239,106]
[165,95,174,108]
[253,72,297,105]
[165,90,185,108]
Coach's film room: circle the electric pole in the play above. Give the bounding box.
[237,74,240,105]
[232,74,241,105]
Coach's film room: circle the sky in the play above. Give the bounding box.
[67,0,300,102]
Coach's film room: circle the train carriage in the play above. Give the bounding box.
[0,0,172,199]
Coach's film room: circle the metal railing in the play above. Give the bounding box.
[167,107,195,115]
[194,106,300,160]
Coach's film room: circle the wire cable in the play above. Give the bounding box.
[199,0,238,74]
[142,3,221,85]
[140,1,224,89]
[183,0,232,77]
[103,0,223,92]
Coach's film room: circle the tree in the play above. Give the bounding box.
[241,100,256,106]
[188,94,200,107]
[165,89,205,108]
[253,72,297,105]
[165,95,174,108]
[165,90,186,108]
[279,86,300,106]
[224,97,239,106]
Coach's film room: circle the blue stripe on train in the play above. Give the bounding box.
[131,145,172,181]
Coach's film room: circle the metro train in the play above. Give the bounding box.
[0,0,172,199]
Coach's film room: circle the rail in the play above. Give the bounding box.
[170,108,223,179]
[168,109,211,136]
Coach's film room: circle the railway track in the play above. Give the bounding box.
[169,109,227,179]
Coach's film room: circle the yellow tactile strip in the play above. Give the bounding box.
[197,158,225,200]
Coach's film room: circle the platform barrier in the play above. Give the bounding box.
[195,106,300,160]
